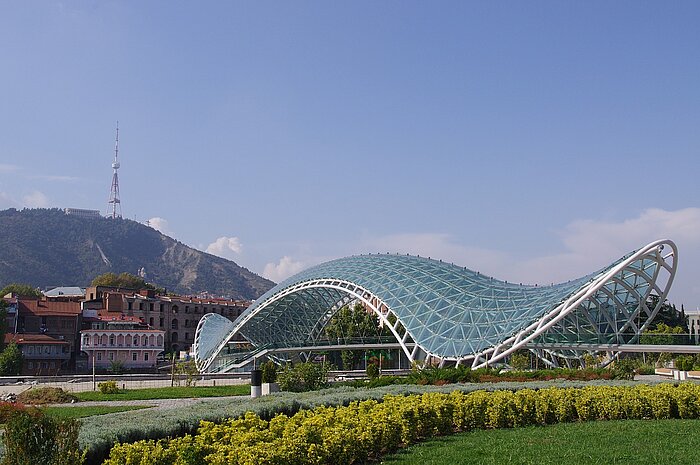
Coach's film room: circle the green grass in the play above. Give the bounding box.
[382,419,700,465]
[42,405,152,420]
[75,384,250,401]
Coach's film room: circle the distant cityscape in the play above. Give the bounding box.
[3,285,250,375]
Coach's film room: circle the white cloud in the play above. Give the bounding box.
[29,174,80,182]
[0,164,19,173]
[22,191,49,208]
[148,217,173,235]
[206,236,243,258]
[0,192,17,209]
[263,256,308,282]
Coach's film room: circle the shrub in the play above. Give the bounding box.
[366,362,380,380]
[109,360,125,375]
[102,383,700,465]
[675,355,694,372]
[261,360,278,384]
[277,362,333,392]
[0,401,26,423]
[1,409,86,465]
[611,358,637,380]
[98,381,121,394]
[17,387,77,405]
[509,352,530,371]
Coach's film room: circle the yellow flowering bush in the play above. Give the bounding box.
[103,383,700,465]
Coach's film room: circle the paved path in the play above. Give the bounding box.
[0,376,248,395]
[48,395,249,410]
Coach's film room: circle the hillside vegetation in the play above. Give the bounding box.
[0,208,273,299]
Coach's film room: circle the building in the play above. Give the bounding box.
[13,298,82,371]
[43,287,86,299]
[80,312,164,370]
[84,286,250,354]
[4,333,71,375]
[64,208,102,219]
[686,308,700,344]
[195,239,678,373]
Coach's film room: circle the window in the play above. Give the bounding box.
[185,332,190,340]
[128,301,133,310]
[172,319,178,330]
[28,346,34,354]
[132,352,138,361]
[185,306,189,313]
[109,335,115,346]
[109,352,114,361]
[44,346,50,354]
[159,318,164,327]
[195,306,199,313]
[144,353,149,361]
[28,362,33,370]
[172,305,179,314]
[97,352,102,361]
[160,303,164,312]
[171,332,178,343]
[149,303,154,311]
[50,361,55,369]
[149,317,154,327]
[139,302,144,311]
[134,337,139,346]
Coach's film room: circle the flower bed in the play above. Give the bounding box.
[103,382,700,465]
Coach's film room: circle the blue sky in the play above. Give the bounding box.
[0,2,698,307]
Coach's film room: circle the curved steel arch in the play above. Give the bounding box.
[194,239,677,373]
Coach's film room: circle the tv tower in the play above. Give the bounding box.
[107,122,122,219]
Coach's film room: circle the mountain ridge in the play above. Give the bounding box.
[0,208,274,300]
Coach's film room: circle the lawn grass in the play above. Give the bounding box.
[43,405,152,420]
[382,419,700,465]
[75,384,250,401]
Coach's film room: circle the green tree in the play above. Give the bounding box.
[0,342,23,375]
[91,272,149,290]
[642,295,689,332]
[640,323,688,345]
[325,303,384,370]
[0,299,7,351]
[0,283,42,298]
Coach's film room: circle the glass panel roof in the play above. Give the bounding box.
[233,252,636,358]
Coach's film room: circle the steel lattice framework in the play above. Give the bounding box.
[194,240,677,373]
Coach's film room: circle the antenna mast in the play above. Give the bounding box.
[107,122,122,219]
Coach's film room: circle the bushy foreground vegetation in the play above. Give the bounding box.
[103,383,700,465]
[78,379,639,463]
[1,408,85,465]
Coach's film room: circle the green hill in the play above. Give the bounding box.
[0,208,274,299]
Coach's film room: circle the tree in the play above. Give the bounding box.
[325,303,384,370]
[0,283,42,298]
[640,323,688,345]
[642,295,689,332]
[0,342,23,375]
[0,299,7,351]
[91,272,149,290]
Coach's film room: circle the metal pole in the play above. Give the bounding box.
[170,352,176,387]
[92,352,96,391]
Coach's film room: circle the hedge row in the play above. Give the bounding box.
[103,383,700,465]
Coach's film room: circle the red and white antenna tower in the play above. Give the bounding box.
[107,122,122,219]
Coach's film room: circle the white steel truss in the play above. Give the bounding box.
[194,240,677,373]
